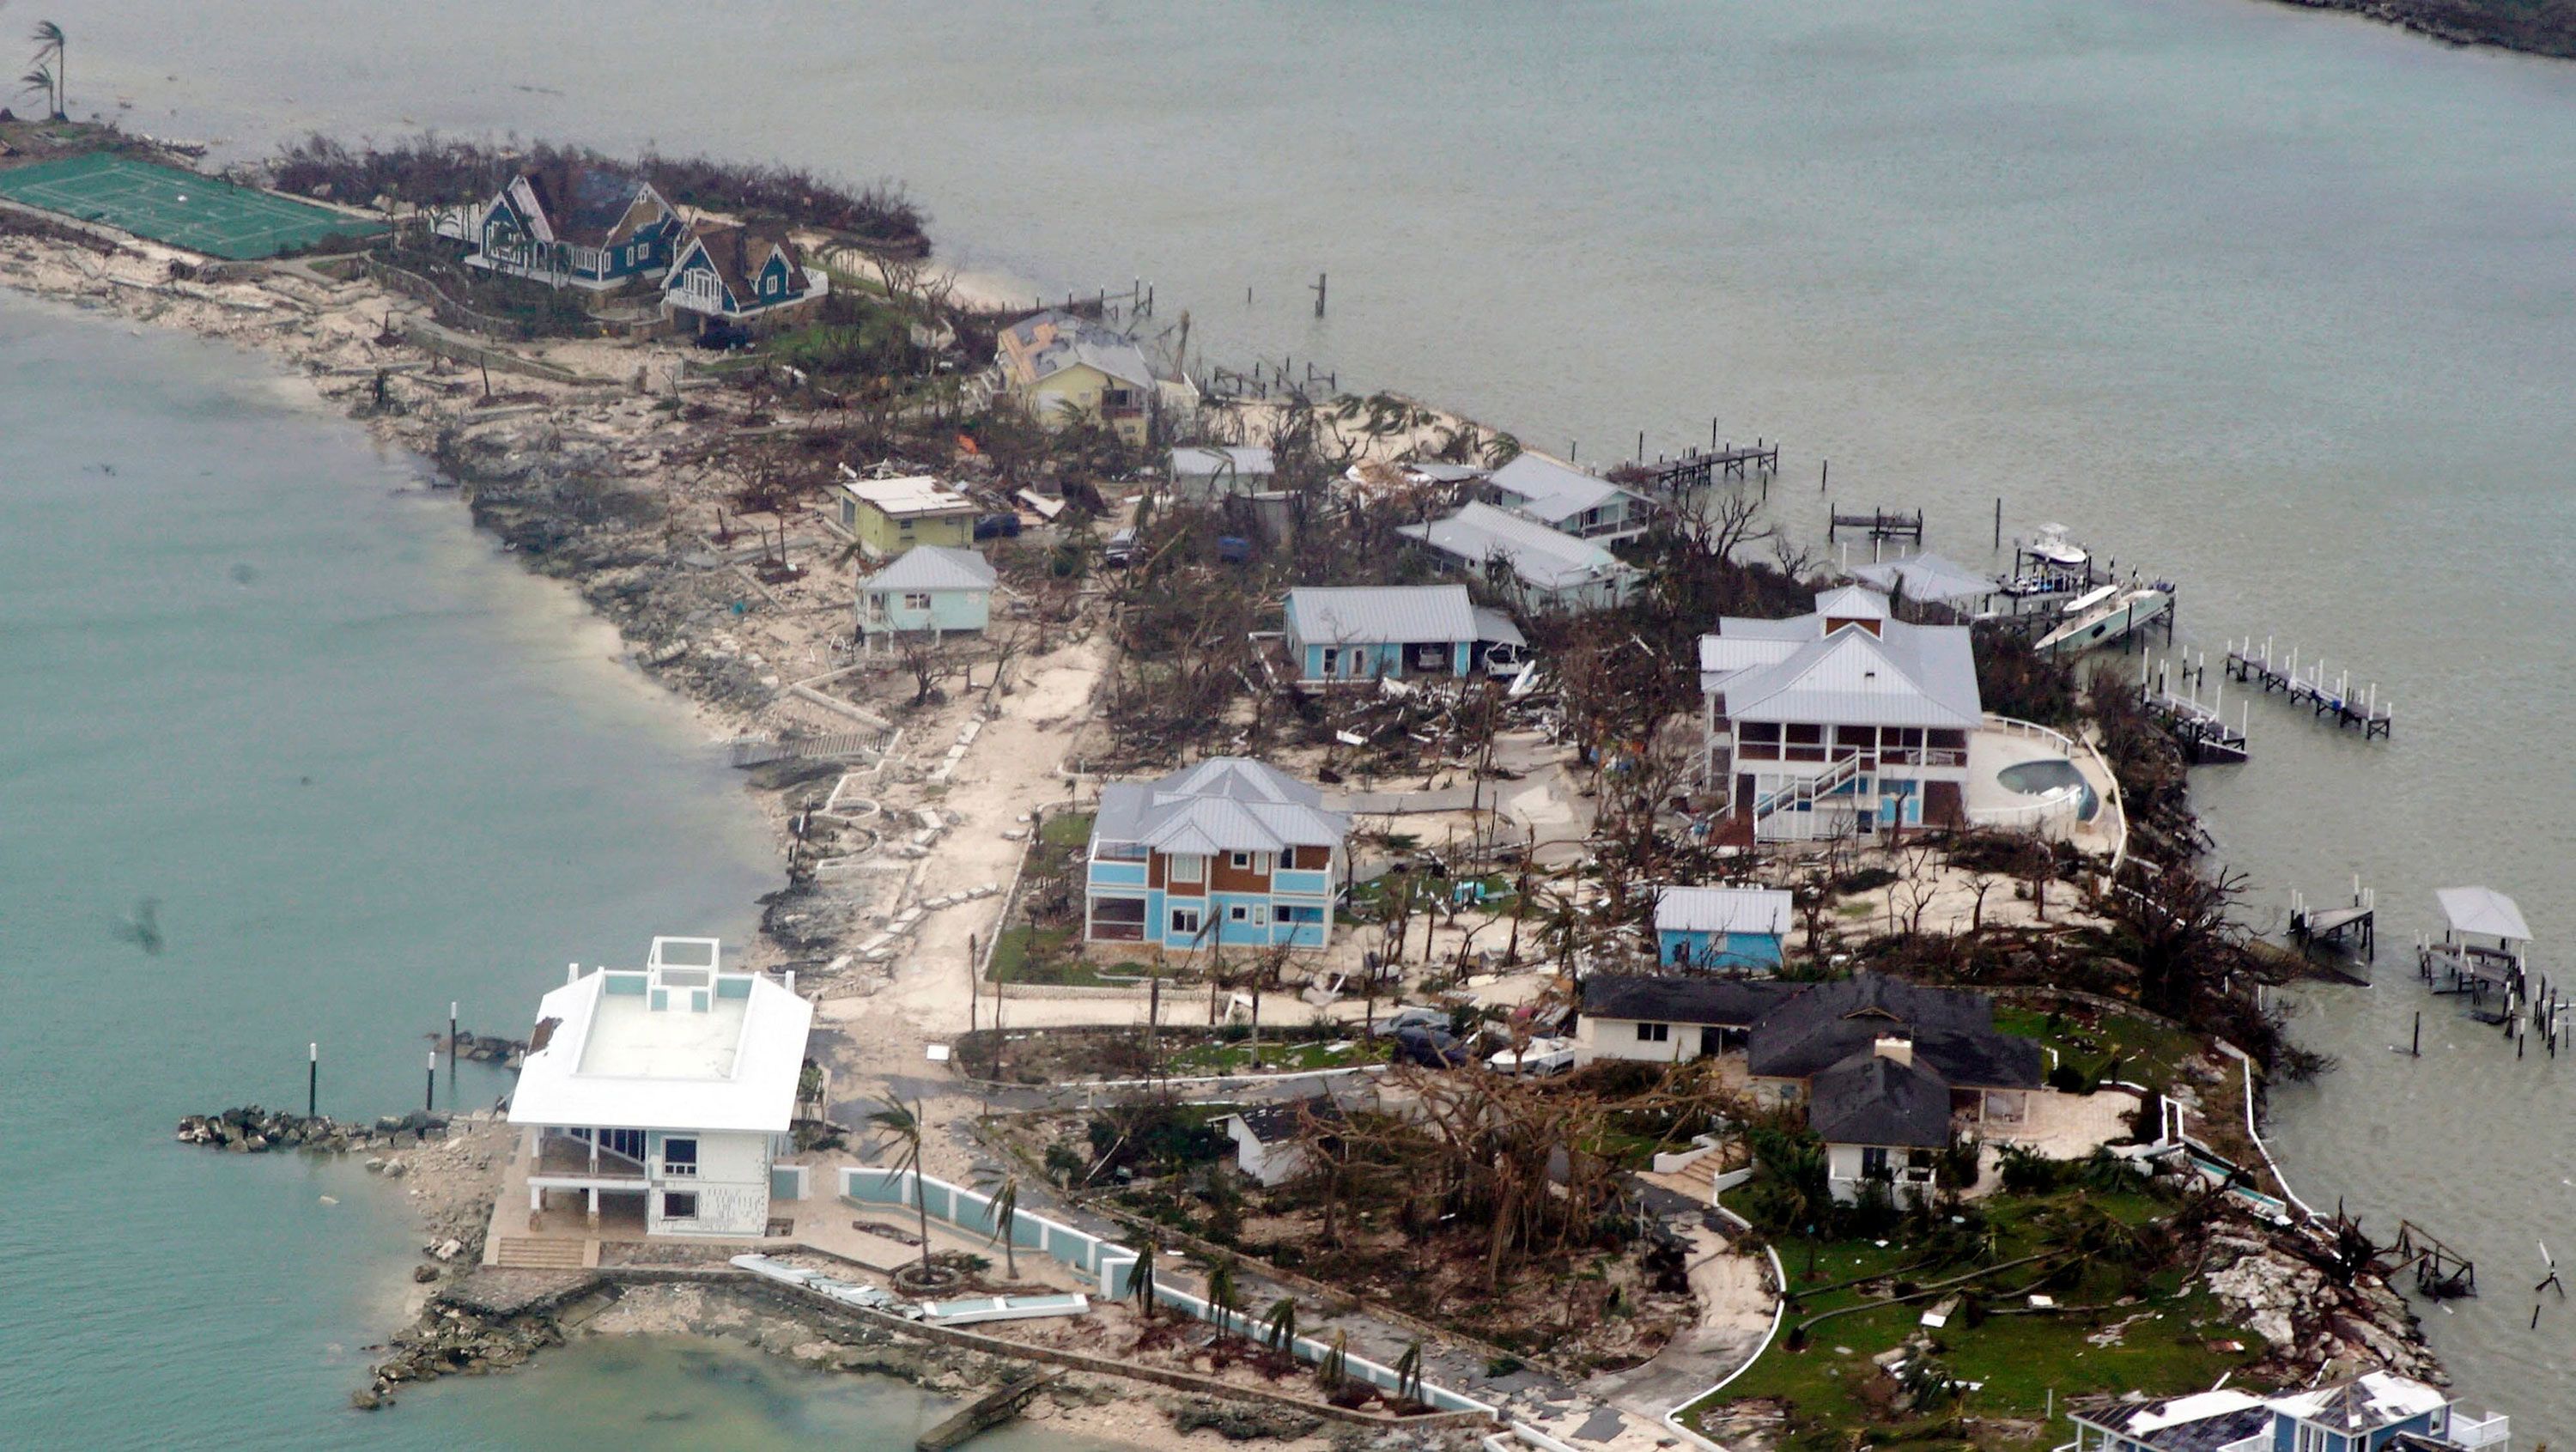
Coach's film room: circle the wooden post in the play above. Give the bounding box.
[307,1042,319,1118]
[1820,458,1828,493]
[1710,417,1719,450]
[1637,429,1645,463]
[1994,498,2002,548]
[447,1000,459,1106]
[1311,272,1327,318]
[2412,1011,2421,1058]
[424,1049,436,1114]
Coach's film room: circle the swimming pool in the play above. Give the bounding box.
[1995,758,2100,821]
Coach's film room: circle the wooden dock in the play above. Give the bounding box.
[2391,1220,2476,1299]
[1637,440,1779,492]
[2289,880,2375,958]
[2140,653,2247,762]
[917,1370,1064,1450]
[1827,505,1923,545]
[2223,639,2393,739]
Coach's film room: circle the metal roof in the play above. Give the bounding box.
[1171,446,1274,478]
[1285,585,1477,645]
[1470,607,1526,649]
[1000,308,1157,390]
[1812,584,1892,620]
[860,544,996,593]
[1655,886,1795,937]
[1699,592,1982,728]
[1485,454,1639,524]
[1092,756,1349,855]
[2437,887,2530,942]
[1397,502,1633,592]
[1849,552,1998,606]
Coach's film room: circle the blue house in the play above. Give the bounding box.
[664,222,827,330]
[2067,1371,2506,1452]
[1653,886,1793,972]
[467,165,683,290]
[1084,758,1350,953]
[1282,585,1524,684]
[857,544,995,647]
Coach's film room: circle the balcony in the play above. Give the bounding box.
[533,1133,647,1182]
[2449,1412,2510,1449]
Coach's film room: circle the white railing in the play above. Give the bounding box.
[2449,1412,2510,1449]
[2215,1432,2269,1452]
[1753,753,1868,823]
[1978,714,2129,872]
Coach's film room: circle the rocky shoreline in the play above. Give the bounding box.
[2270,0,2576,61]
[173,1105,449,1156]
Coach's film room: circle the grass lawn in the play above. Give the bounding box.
[987,925,1124,986]
[1163,1035,1389,1075]
[1692,1190,2265,1451]
[1993,1005,2202,1088]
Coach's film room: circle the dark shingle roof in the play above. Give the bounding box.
[1806,1050,1952,1148]
[1747,973,2041,1089]
[1578,975,1801,1028]
[1232,1097,1340,1146]
[520,164,657,247]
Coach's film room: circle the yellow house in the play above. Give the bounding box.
[834,474,980,558]
[995,309,1158,447]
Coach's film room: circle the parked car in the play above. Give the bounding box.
[1370,1005,1448,1036]
[1103,528,1138,568]
[1392,1025,1472,1069]
[1216,535,1253,563]
[1481,641,1531,678]
[1485,1036,1577,1076]
[975,513,1022,540]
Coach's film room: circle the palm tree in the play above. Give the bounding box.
[975,1168,1022,1280]
[1127,1238,1158,1320]
[1201,1253,1242,1340]
[1261,1297,1298,1352]
[28,21,64,119]
[1394,1339,1425,1407]
[1319,1328,1349,1395]
[18,63,53,118]
[867,1094,934,1284]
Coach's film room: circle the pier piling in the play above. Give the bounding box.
[423,1049,435,1115]
[307,1042,319,1117]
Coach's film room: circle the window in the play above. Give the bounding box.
[662,1191,699,1220]
[1636,1023,1669,1043]
[661,1137,698,1178]
[1321,647,1339,677]
[1861,1146,1891,1178]
[902,592,933,611]
[602,1127,646,1162]
[1169,853,1203,883]
[1230,903,1263,923]
[1229,851,1253,870]
[2295,1427,2328,1452]
[898,518,916,535]
[1170,908,1201,936]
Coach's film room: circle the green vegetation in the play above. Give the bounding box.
[1992,1005,2197,1092]
[1699,1180,2262,1451]
[987,924,1126,987]
[1163,1035,1388,1075]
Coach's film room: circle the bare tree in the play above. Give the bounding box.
[897,631,956,706]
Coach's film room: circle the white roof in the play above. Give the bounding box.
[1486,454,1640,525]
[1285,585,1477,645]
[1813,584,1892,620]
[841,474,976,519]
[509,941,812,1135]
[2438,886,2531,943]
[1171,445,1274,478]
[1092,756,1348,856]
[2269,1372,2450,1430]
[1656,886,1794,937]
[1398,502,1634,593]
[2115,1389,2268,1434]
[1698,590,1982,728]
[861,544,996,593]
[1849,552,1998,606]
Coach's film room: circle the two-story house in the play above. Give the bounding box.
[1084,757,1350,952]
[1281,584,1524,684]
[466,164,684,290]
[2067,1370,2508,1452]
[1701,585,1980,841]
[507,936,814,1238]
[834,473,981,558]
[996,308,1160,447]
[663,222,828,331]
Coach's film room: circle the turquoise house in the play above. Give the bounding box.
[470,165,682,289]
[858,545,995,644]
[664,222,826,328]
[1282,584,1523,684]
[1084,758,1350,952]
[1653,886,1792,972]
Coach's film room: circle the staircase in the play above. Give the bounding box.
[493,1237,592,1270]
[1750,753,1870,837]
[1639,1148,1728,1204]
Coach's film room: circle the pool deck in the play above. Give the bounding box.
[1965,721,2123,861]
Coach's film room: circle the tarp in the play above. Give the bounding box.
[2437,886,2530,943]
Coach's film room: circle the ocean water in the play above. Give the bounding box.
[0,299,1089,1449]
[25,0,2576,1433]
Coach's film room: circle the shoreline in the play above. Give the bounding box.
[2,166,2461,1443]
[2269,0,2576,63]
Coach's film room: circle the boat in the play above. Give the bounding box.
[2026,523,2089,568]
[2035,583,2173,656]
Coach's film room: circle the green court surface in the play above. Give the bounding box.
[0,153,385,259]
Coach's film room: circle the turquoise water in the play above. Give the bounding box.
[28,0,2576,1431]
[0,298,1084,1448]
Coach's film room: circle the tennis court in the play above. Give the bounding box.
[0,153,385,259]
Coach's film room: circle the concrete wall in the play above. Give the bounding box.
[647,1128,771,1236]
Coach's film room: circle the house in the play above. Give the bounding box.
[466,164,683,290]
[1700,585,1980,841]
[857,544,995,642]
[1281,584,1525,683]
[1397,501,1637,611]
[1480,454,1654,541]
[1170,446,1276,498]
[835,474,981,558]
[2066,1371,2508,1452]
[663,222,827,330]
[1084,757,1350,952]
[1653,885,1794,972]
[1743,973,2041,1199]
[1221,1098,1340,1188]
[507,937,814,1237]
[1573,970,2040,1200]
[1573,974,1797,1066]
[996,308,1160,447]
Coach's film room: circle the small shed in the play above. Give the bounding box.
[1654,886,1794,972]
[858,544,996,641]
[1170,446,1277,498]
[1221,1098,1340,1188]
